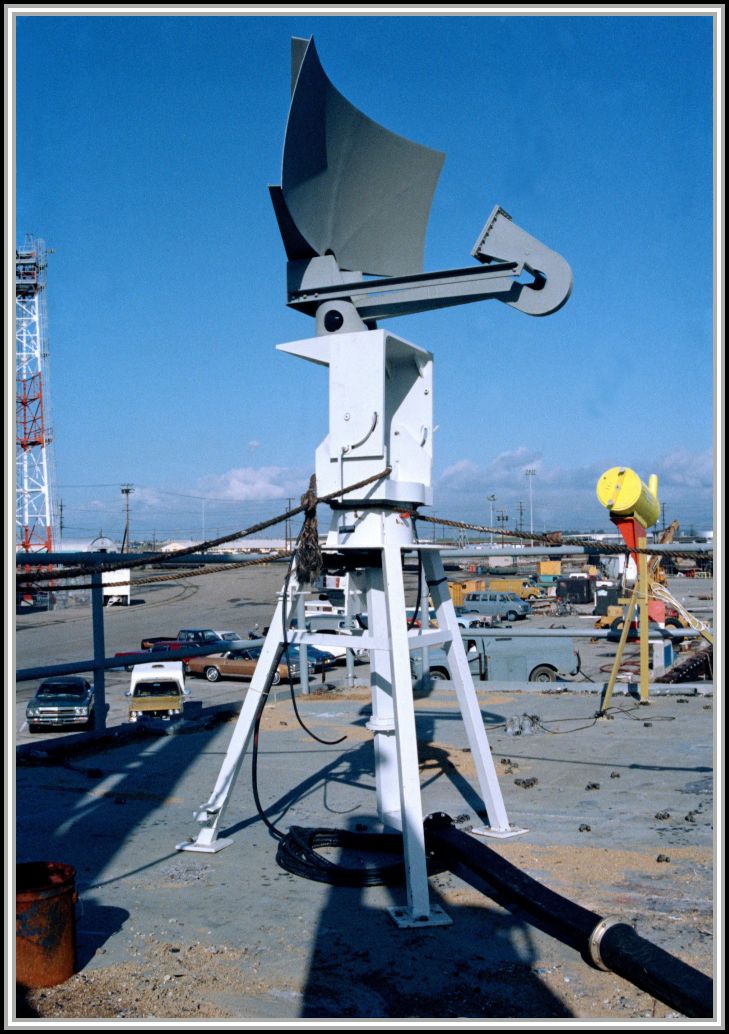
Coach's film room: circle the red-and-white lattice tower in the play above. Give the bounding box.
[16,236,56,594]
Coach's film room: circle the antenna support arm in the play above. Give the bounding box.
[286,208,571,323]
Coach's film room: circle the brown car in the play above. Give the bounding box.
[185,646,298,684]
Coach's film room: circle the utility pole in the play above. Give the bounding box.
[57,499,64,550]
[285,497,292,551]
[121,484,134,553]
[525,468,536,545]
[487,494,496,545]
[497,510,509,546]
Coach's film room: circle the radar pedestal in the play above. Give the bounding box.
[179,35,571,927]
[180,328,523,927]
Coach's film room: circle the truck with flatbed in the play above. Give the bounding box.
[412,629,581,683]
[140,629,228,652]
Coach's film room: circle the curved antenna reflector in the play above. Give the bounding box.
[274,37,445,277]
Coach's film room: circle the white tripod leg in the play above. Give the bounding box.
[365,566,402,831]
[177,573,297,853]
[381,542,451,926]
[422,551,525,839]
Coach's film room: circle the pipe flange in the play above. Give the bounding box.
[588,916,625,971]
[365,717,395,733]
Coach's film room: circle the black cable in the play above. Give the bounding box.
[407,549,424,630]
[496,702,677,739]
[276,825,446,887]
[280,535,346,747]
[250,667,285,841]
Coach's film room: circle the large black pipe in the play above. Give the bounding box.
[424,814,713,1019]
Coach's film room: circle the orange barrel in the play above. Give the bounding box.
[16,862,77,988]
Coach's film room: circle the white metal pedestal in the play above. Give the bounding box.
[178,512,521,926]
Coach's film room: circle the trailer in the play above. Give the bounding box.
[102,568,131,606]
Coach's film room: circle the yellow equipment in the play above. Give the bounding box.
[596,467,659,711]
[596,467,660,529]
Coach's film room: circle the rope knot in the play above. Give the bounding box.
[295,475,322,585]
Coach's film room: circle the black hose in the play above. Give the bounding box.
[276,825,447,887]
[599,922,713,1019]
[424,814,713,1019]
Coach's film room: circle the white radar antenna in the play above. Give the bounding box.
[179,37,572,928]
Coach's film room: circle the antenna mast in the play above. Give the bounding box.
[16,236,57,601]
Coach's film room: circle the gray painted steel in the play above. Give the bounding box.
[16,640,266,684]
[271,36,572,325]
[273,36,445,277]
[437,543,713,558]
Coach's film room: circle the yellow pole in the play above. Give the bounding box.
[599,585,639,715]
[637,533,650,703]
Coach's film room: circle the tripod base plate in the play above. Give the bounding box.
[388,903,452,928]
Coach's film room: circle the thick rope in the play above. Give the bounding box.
[17,466,392,585]
[46,550,292,593]
[295,475,322,585]
[415,514,711,560]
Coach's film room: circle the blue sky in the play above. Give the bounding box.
[13,11,718,544]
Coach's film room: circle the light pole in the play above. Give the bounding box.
[488,494,496,544]
[525,469,536,545]
[497,509,509,546]
[121,484,134,553]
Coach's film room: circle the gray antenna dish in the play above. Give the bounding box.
[270,37,572,332]
[270,36,444,277]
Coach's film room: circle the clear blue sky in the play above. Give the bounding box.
[13,11,717,544]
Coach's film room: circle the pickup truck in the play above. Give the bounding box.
[412,631,580,683]
[126,661,189,728]
[140,629,228,652]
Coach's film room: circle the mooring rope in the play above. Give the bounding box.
[414,513,711,560]
[17,466,392,586]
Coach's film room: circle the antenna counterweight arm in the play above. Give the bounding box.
[286,208,571,324]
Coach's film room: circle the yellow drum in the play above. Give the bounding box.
[596,467,659,528]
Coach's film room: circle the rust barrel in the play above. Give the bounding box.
[16,862,77,988]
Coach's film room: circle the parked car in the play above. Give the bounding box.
[453,606,498,629]
[280,644,338,672]
[113,648,155,671]
[26,676,95,732]
[213,630,252,648]
[186,645,311,684]
[289,613,365,659]
[461,592,531,621]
